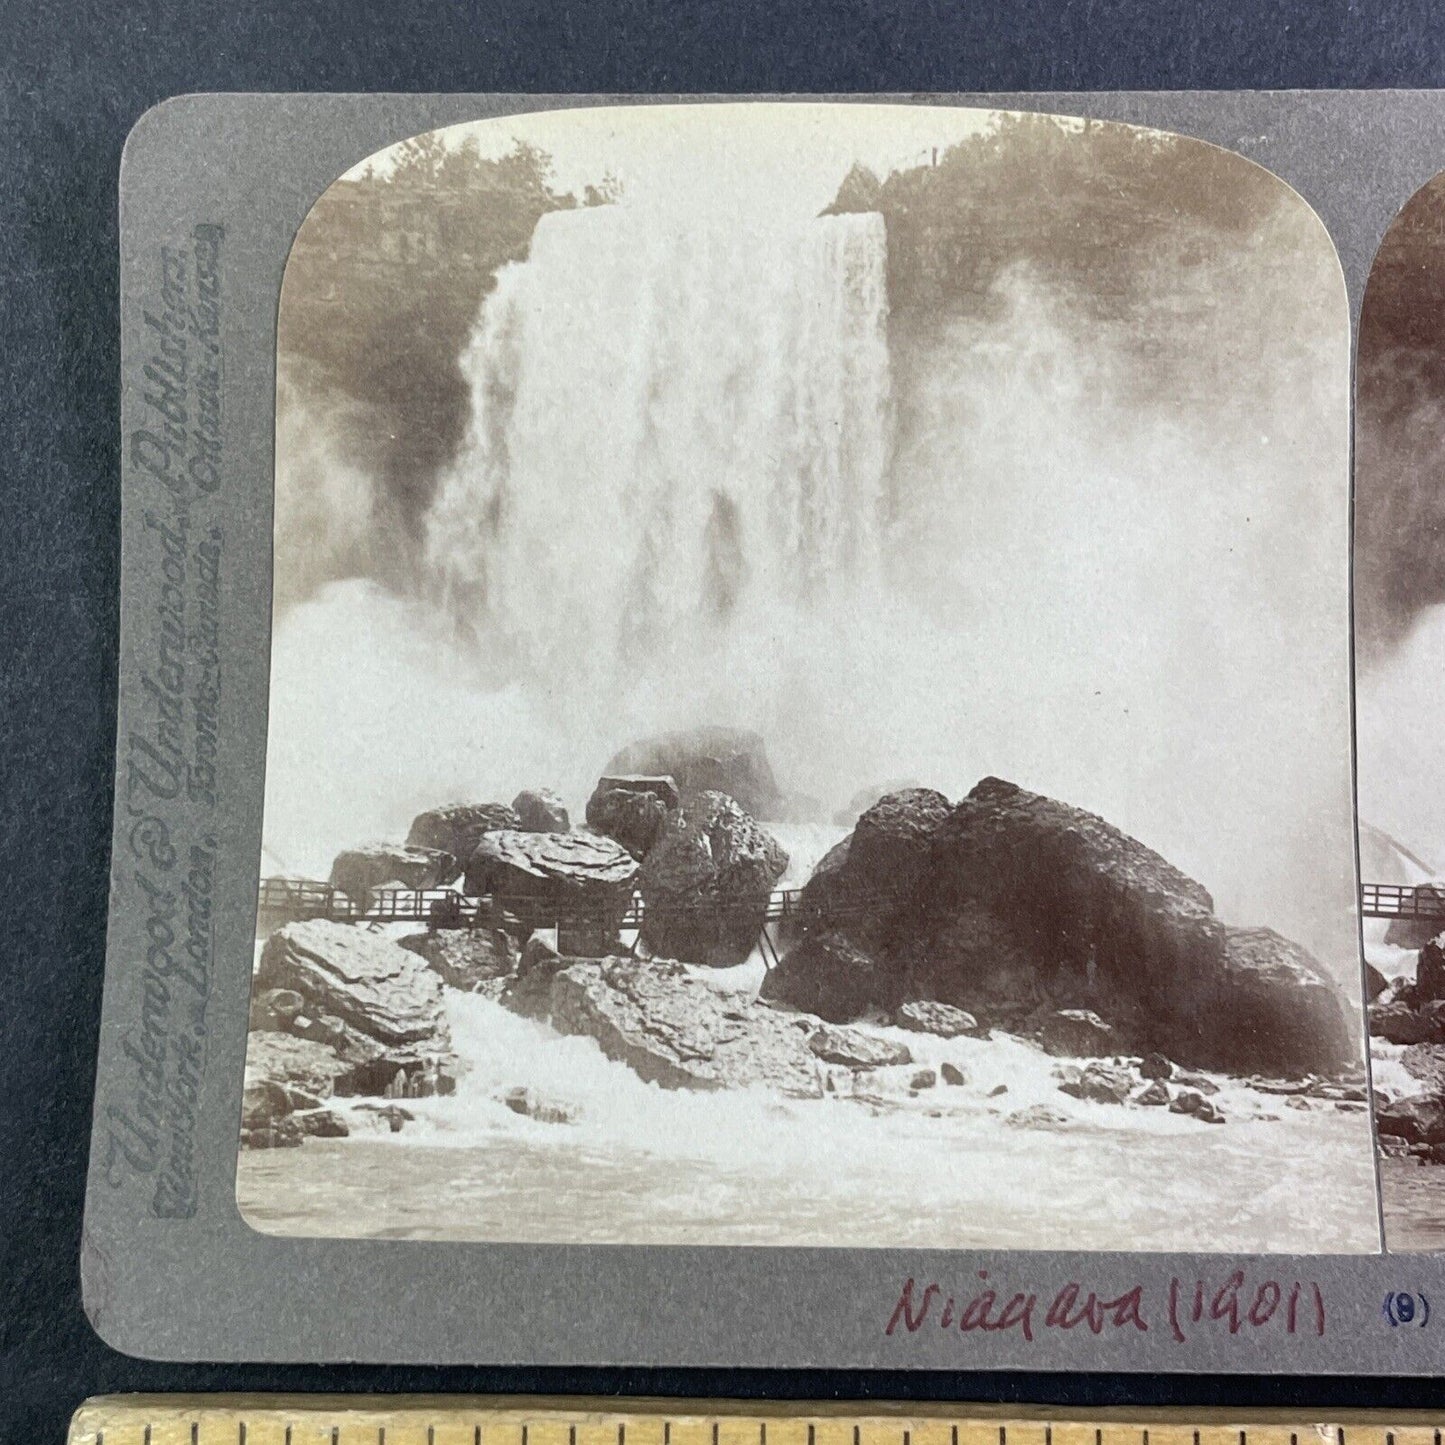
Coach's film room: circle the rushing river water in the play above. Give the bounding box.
[240,840,1382,1254]
[236,987,1380,1250]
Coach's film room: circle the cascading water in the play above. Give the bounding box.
[427,205,892,660]
[412,206,900,811]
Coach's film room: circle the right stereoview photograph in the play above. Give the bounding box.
[1358,169,1445,1250]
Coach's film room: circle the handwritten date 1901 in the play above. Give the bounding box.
[885,1270,1325,1345]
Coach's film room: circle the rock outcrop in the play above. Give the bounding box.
[1198,926,1355,1076]
[893,1000,981,1037]
[765,787,950,1007]
[638,791,788,966]
[758,929,891,1021]
[832,779,927,827]
[253,920,457,1098]
[808,1024,912,1069]
[464,828,639,952]
[512,789,569,834]
[499,947,918,1094]
[1385,886,1445,949]
[770,777,1358,1077]
[400,926,518,992]
[1369,936,1445,1050]
[407,802,521,864]
[604,726,783,819]
[1039,1009,1116,1057]
[585,775,680,860]
[329,843,456,906]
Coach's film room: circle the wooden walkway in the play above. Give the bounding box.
[256,876,892,967]
[1360,882,1445,921]
[262,876,1445,936]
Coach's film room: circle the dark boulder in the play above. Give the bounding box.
[1136,1079,1170,1105]
[1369,1001,1436,1045]
[638,792,788,966]
[940,1061,968,1086]
[407,802,520,864]
[848,787,953,908]
[512,789,570,834]
[761,930,898,1021]
[832,779,927,827]
[1377,1093,1445,1146]
[1039,1009,1116,1058]
[908,777,1223,1025]
[296,1108,349,1139]
[1402,1043,1445,1093]
[1420,933,1445,1002]
[800,788,951,944]
[329,843,456,906]
[1185,927,1355,1078]
[789,837,853,935]
[900,778,1356,1076]
[769,788,953,1017]
[585,775,679,860]
[253,922,457,1100]
[604,727,783,819]
[465,829,639,952]
[1139,1052,1175,1080]
[1366,963,1390,1000]
[1384,886,1445,948]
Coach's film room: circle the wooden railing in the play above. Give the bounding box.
[1360,881,1445,920]
[256,876,894,934]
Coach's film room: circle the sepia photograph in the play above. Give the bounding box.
[1356,169,1445,1251]
[236,102,1374,1251]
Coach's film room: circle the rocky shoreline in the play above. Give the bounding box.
[245,728,1365,1149]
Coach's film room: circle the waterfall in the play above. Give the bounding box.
[424,205,893,691]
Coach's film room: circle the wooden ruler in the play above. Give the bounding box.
[62,1399,1445,1445]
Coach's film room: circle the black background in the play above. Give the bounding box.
[6,2,1445,1441]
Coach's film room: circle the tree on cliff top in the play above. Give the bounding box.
[825,112,1289,319]
[278,137,583,547]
